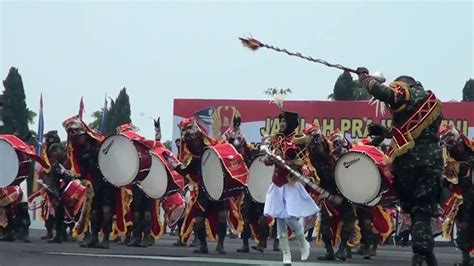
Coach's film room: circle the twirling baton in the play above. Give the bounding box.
[239,37,386,82]
[260,145,342,205]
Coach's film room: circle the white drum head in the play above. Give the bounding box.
[0,140,20,188]
[98,135,140,186]
[248,155,274,203]
[139,154,168,199]
[335,152,381,204]
[201,149,225,201]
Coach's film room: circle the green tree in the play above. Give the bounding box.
[163,140,172,150]
[352,80,372,100]
[89,109,104,131]
[462,79,474,101]
[106,87,131,136]
[1,67,33,137]
[333,71,354,100]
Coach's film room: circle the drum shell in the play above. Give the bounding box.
[14,151,32,185]
[134,142,152,182]
[161,192,186,227]
[200,144,248,201]
[60,180,87,221]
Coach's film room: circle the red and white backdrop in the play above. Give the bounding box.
[173,99,474,150]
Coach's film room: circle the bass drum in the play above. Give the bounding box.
[98,134,151,187]
[201,143,248,201]
[139,146,184,199]
[0,136,32,188]
[247,154,274,203]
[335,145,394,206]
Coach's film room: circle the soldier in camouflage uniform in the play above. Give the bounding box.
[303,126,354,261]
[358,68,443,266]
[439,125,474,266]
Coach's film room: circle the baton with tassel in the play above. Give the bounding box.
[260,145,342,205]
[239,37,386,83]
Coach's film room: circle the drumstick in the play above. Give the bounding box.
[260,145,341,204]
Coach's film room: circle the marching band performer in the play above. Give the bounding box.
[35,130,62,241]
[352,135,395,260]
[439,124,473,266]
[223,116,272,253]
[114,124,159,248]
[0,134,48,242]
[263,110,319,265]
[302,127,355,261]
[167,117,229,254]
[357,69,443,265]
[63,116,115,249]
[40,142,72,243]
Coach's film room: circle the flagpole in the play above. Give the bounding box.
[79,96,84,120]
[36,94,44,155]
[99,94,108,134]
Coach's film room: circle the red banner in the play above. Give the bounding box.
[173,99,474,145]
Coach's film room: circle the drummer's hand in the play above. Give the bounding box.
[329,195,343,206]
[262,156,274,166]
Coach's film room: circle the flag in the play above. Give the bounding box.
[99,95,108,134]
[36,94,44,155]
[78,96,84,119]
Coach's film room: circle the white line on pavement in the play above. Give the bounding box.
[44,252,362,265]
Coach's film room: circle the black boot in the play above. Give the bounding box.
[317,245,336,261]
[424,252,437,266]
[237,237,250,253]
[49,206,64,243]
[192,223,208,254]
[306,227,314,242]
[173,237,186,247]
[335,242,348,261]
[16,203,31,243]
[251,237,266,253]
[411,253,425,266]
[273,238,280,251]
[42,218,54,240]
[118,233,131,245]
[252,217,269,253]
[238,224,251,253]
[0,225,15,242]
[127,223,142,247]
[139,215,152,248]
[459,251,473,266]
[97,233,110,249]
[370,241,378,257]
[80,231,98,248]
[189,226,200,247]
[346,246,353,259]
[98,207,113,249]
[215,222,226,255]
[362,243,371,260]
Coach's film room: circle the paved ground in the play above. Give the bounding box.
[0,230,464,266]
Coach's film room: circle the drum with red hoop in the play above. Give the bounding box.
[139,146,184,199]
[0,135,34,188]
[200,143,249,201]
[161,192,186,228]
[98,131,152,187]
[335,145,394,206]
[60,180,87,221]
[0,186,23,207]
[247,154,274,203]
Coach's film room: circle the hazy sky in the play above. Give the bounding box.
[1,0,472,141]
